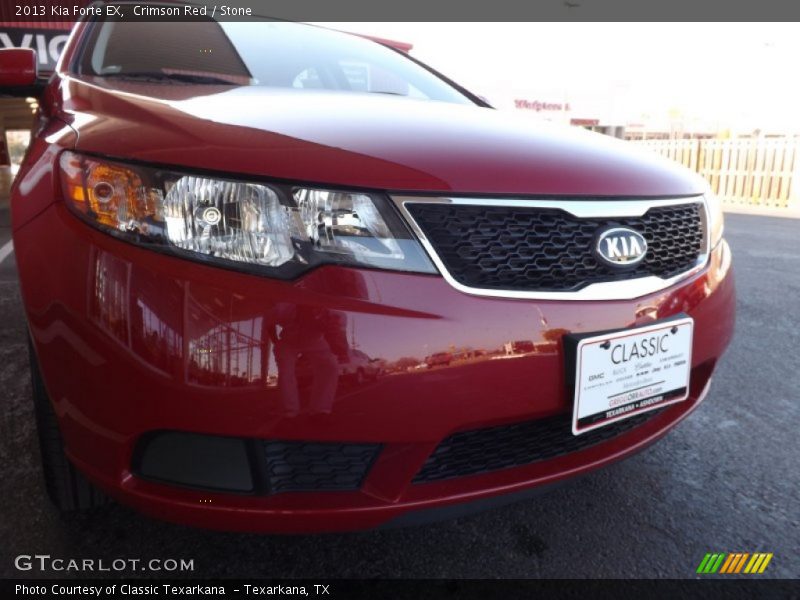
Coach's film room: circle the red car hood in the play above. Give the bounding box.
[61,78,706,197]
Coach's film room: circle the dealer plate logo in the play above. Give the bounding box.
[595,227,648,267]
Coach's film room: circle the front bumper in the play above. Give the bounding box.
[16,202,735,532]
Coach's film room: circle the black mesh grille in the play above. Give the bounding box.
[407,202,704,292]
[263,441,381,493]
[414,410,662,483]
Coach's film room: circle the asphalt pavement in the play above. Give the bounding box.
[0,210,797,579]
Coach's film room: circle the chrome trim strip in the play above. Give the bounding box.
[696,375,713,405]
[392,195,710,301]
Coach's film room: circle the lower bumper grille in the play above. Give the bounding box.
[262,441,381,493]
[414,410,663,483]
[134,432,381,495]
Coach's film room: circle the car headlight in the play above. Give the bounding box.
[704,191,724,248]
[59,151,435,277]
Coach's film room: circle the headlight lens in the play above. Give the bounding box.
[704,191,724,248]
[60,152,435,276]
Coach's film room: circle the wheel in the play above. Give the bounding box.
[28,338,108,511]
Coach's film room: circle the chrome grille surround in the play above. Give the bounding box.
[392,195,710,301]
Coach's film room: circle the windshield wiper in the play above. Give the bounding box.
[100,72,239,85]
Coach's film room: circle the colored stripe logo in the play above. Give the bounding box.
[697,552,773,574]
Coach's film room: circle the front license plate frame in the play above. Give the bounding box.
[566,316,694,436]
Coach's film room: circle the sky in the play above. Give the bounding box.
[315,22,800,134]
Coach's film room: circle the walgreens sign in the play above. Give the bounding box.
[514,99,571,112]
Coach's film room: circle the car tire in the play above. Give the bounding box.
[28,338,108,512]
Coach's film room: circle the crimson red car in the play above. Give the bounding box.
[2,15,734,532]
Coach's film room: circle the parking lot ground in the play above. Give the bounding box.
[0,211,797,579]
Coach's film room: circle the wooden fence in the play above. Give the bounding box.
[631,138,800,209]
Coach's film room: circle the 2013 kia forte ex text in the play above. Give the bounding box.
[3,15,734,532]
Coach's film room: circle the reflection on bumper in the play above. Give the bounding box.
[77,369,714,533]
[16,205,735,531]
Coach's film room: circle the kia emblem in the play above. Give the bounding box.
[595,227,648,267]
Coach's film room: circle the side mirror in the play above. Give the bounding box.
[0,48,38,92]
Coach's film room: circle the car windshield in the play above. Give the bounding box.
[76,20,475,105]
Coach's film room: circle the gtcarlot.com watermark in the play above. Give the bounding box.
[14,554,195,573]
